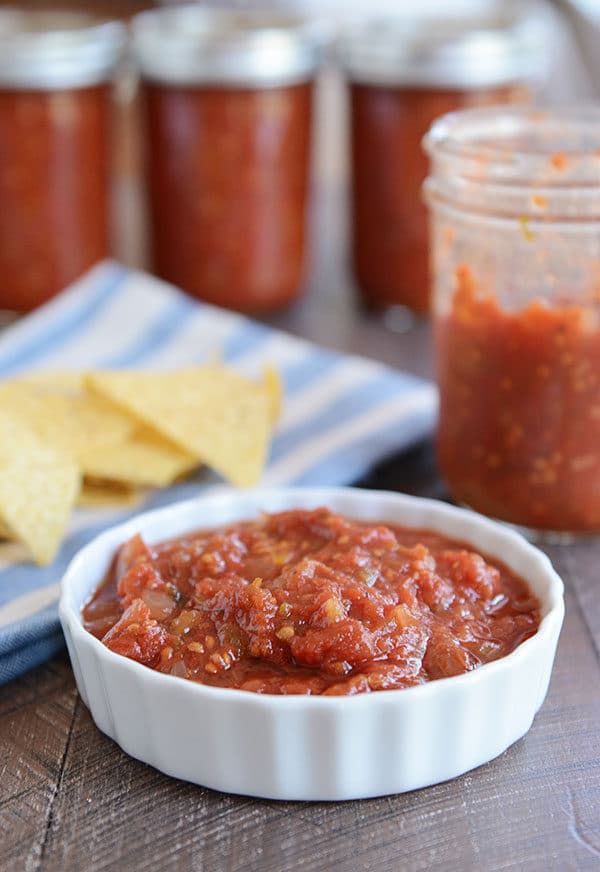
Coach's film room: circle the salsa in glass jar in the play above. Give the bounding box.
[133,8,321,312]
[0,11,124,312]
[340,12,544,314]
[425,106,600,535]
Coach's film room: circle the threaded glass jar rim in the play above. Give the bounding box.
[424,105,600,184]
[424,106,600,221]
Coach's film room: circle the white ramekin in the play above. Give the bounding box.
[59,487,564,801]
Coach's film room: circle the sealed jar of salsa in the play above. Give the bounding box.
[339,12,545,314]
[0,11,124,312]
[132,8,322,312]
[424,106,600,535]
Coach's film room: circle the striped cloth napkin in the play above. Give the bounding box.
[0,262,437,684]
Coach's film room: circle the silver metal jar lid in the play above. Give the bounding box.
[338,7,547,89]
[0,10,126,90]
[131,6,326,88]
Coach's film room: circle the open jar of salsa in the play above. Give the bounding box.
[425,106,600,536]
[0,11,124,312]
[132,8,321,312]
[339,11,545,314]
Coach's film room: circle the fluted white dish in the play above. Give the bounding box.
[59,487,564,801]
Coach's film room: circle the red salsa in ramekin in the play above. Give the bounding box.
[83,508,540,695]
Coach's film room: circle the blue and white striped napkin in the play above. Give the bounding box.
[0,262,437,683]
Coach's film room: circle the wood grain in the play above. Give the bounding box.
[0,657,77,872]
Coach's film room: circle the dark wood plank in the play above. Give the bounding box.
[0,656,76,872]
[556,540,600,662]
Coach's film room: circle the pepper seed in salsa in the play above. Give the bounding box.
[83,508,540,696]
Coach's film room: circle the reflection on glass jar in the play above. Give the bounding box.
[133,8,322,313]
[0,11,124,312]
[425,106,600,535]
[340,11,545,314]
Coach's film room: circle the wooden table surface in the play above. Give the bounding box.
[1,9,600,864]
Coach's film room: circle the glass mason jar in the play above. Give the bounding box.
[132,8,322,312]
[339,11,545,314]
[424,106,600,536]
[0,11,124,312]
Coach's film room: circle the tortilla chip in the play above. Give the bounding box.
[78,480,144,509]
[0,519,14,539]
[12,370,84,394]
[0,379,135,461]
[86,365,273,487]
[79,429,197,487]
[0,539,29,564]
[263,366,283,424]
[0,413,80,565]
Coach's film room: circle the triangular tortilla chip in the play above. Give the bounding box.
[0,379,135,461]
[86,365,273,487]
[0,519,13,539]
[0,413,80,564]
[263,366,283,424]
[78,480,144,509]
[79,428,197,487]
[12,370,84,393]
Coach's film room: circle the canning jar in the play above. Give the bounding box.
[425,106,600,536]
[132,8,321,312]
[0,11,124,312]
[340,12,545,314]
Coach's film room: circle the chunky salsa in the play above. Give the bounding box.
[437,264,600,532]
[143,82,313,312]
[350,83,526,314]
[83,508,540,695]
[0,85,111,312]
